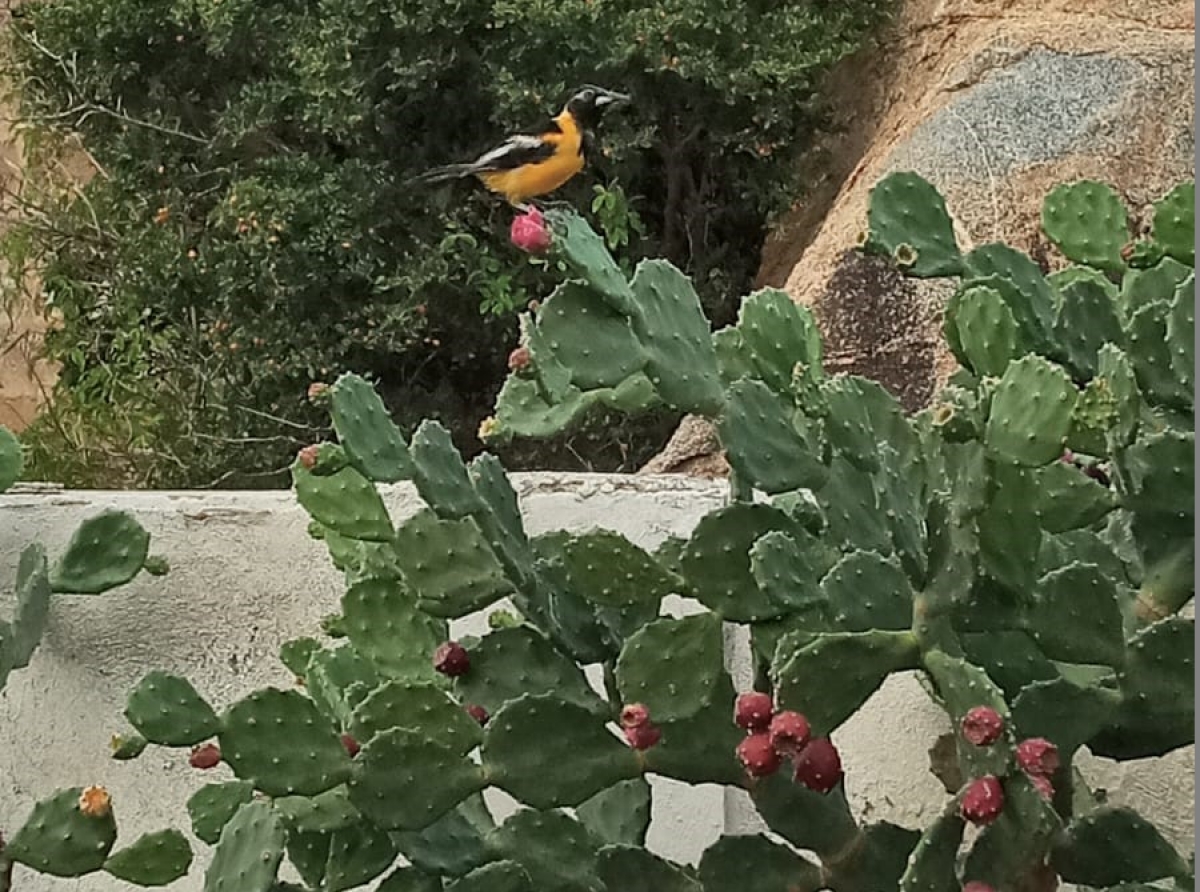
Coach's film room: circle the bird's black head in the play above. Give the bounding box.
[564,85,631,129]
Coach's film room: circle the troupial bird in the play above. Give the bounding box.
[412,85,630,208]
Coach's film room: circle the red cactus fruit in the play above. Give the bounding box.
[1029,772,1054,801]
[961,775,1005,825]
[297,444,320,470]
[623,722,662,750]
[189,743,222,770]
[620,703,651,729]
[508,346,532,373]
[733,691,774,732]
[510,207,552,254]
[960,706,1005,746]
[792,737,843,793]
[340,733,360,758]
[433,641,471,677]
[1016,737,1060,777]
[767,710,811,756]
[465,704,490,726]
[306,381,329,402]
[736,733,783,777]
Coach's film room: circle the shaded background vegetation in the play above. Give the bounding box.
[1,0,892,488]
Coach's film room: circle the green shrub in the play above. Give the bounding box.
[2,0,893,487]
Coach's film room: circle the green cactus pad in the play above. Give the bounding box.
[453,626,606,716]
[735,288,825,394]
[1033,460,1117,534]
[203,800,286,892]
[537,280,645,390]
[898,810,965,892]
[627,259,725,414]
[576,778,651,847]
[545,208,637,315]
[103,829,193,887]
[124,670,220,746]
[341,576,447,680]
[711,326,757,387]
[109,732,148,760]
[1066,377,1119,456]
[274,785,360,833]
[521,308,574,402]
[279,638,320,680]
[303,643,379,726]
[923,650,1011,776]
[984,355,1078,466]
[642,675,745,786]
[1041,180,1129,273]
[865,172,962,277]
[719,378,826,494]
[1029,562,1124,666]
[773,629,920,735]
[597,846,700,892]
[1054,276,1127,379]
[749,529,838,616]
[1151,180,1195,265]
[698,833,822,892]
[393,509,515,618]
[615,612,724,722]
[1095,344,1141,448]
[948,283,1020,378]
[468,451,534,574]
[329,372,414,482]
[961,773,1062,887]
[1052,807,1190,886]
[1120,429,1195,519]
[392,794,494,877]
[444,861,533,892]
[820,549,915,632]
[293,463,394,542]
[48,508,151,594]
[1090,616,1194,760]
[486,808,603,892]
[409,419,487,519]
[187,781,254,845]
[1011,677,1119,757]
[959,630,1057,698]
[681,503,805,621]
[1049,264,1119,301]
[483,693,640,807]
[0,423,22,491]
[1166,274,1194,395]
[349,727,485,830]
[349,679,482,752]
[556,529,681,606]
[749,772,860,859]
[1120,255,1193,316]
[9,544,51,670]
[1127,300,1192,411]
[6,787,118,877]
[964,245,1058,344]
[490,372,659,442]
[825,374,919,464]
[219,687,353,796]
[541,571,620,664]
[321,823,399,891]
[286,830,330,888]
[377,867,445,892]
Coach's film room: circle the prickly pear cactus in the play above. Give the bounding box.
[14,175,1186,891]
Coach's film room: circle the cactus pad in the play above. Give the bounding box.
[984,355,1078,466]
[125,670,220,746]
[1051,806,1190,886]
[486,808,603,892]
[545,207,636,315]
[186,782,254,845]
[0,423,21,491]
[557,529,681,606]
[1166,274,1194,396]
[865,172,962,277]
[616,612,724,722]
[819,549,915,632]
[330,372,414,482]
[410,419,487,519]
[49,508,151,594]
[377,867,446,892]
[1029,562,1124,666]
[628,259,725,414]
[391,794,494,877]
[1011,677,1119,757]
[349,679,482,752]
[103,829,193,887]
[923,650,1011,776]
[9,544,51,670]
[219,687,353,796]
[749,529,836,616]
[1128,300,1192,411]
[394,509,515,618]
[203,800,285,892]
[576,778,651,847]
[1151,180,1195,265]
[1055,276,1126,379]
[1032,462,1117,534]
[293,464,394,542]
[341,576,447,680]
[534,282,646,391]
[6,787,118,877]
[735,288,824,394]
[597,845,699,892]
[699,834,822,892]
[898,811,965,892]
[274,785,361,834]
[483,693,641,807]
[719,378,826,493]
[749,772,860,858]
[445,862,533,892]
[321,823,400,891]
[950,283,1020,378]
[349,727,485,830]
[1041,180,1129,273]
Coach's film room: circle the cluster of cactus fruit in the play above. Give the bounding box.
[1,171,1193,891]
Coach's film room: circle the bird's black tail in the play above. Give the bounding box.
[409,163,478,185]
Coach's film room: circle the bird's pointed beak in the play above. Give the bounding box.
[594,89,631,108]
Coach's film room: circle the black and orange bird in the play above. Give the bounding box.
[412,85,630,208]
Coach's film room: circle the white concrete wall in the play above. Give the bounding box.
[0,475,1193,891]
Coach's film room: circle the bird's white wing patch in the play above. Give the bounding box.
[471,134,550,170]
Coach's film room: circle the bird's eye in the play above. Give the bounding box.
[581,89,595,102]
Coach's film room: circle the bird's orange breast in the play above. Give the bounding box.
[479,111,585,204]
